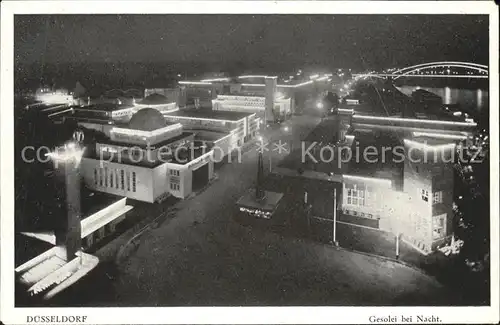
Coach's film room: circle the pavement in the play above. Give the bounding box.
[58,114,453,307]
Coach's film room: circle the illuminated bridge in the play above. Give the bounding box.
[353,61,489,80]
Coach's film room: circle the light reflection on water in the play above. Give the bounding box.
[397,85,489,113]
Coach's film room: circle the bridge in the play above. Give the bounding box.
[353,61,488,80]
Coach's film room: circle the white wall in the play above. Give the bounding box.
[152,163,169,200]
[134,103,178,113]
[81,158,157,203]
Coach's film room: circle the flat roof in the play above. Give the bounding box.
[100,131,194,150]
[347,131,405,190]
[169,145,214,165]
[81,191,124,221]
[165,109,254,121]
[75,103,135,112]
[192,129,231,142]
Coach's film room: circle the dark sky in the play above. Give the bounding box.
[14,15,489,69]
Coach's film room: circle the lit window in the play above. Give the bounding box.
[170,183,180,191]
[121,170,125,190]
[433,214,446,240]
[358,190,365,206]
[433,191,443,204]
[421,189,429,202]
[116,170,120,189]
[346,185,366,207]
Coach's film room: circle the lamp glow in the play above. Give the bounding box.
[404,139,456,151]
[353,115,477,127]
[343,175,392,186]
[412,132,468,140]
[178,81,213,85]
[45,142,85,165]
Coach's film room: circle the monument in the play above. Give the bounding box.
[236,151,284,220]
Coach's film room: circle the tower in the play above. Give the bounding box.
[402,138,456,252]
[48,143,85,261]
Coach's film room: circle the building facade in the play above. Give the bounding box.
[74,108,216,202]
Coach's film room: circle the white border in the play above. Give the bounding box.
[1,1,498,324]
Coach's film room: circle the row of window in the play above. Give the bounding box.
[342,208,380,220]
[420,189,443,204]
[219,102,265,107]
[346,185,376,207]
[94,167,137,192]
[170,183,180,191]
[217,96,265,103]
[169,169,180,176]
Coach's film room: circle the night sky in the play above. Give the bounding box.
[15,14,488,69]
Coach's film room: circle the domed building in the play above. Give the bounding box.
[79,106,216,202]
[128,107,167,131]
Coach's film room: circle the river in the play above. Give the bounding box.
[396,85,489,115]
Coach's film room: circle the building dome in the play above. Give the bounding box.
[138,93,170,105]
[128,108,166,131]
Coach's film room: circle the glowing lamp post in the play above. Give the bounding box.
[45,142,85,262]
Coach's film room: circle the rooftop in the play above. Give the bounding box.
[165,109,254,121]
[81,190,124,221]
[346,130,406,190]
[137,93,172,105]
[192,129,231,142]
[128,107,167,131]
[75,103,135,112]
[98,131,195,151]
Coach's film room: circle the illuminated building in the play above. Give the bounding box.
[35,87,73,105]
[277,109,475,253]
[164,109,260,160]
[177,73,331,122]
[211,94,291,120]
[76,108,215,202]
[144,87,187,107]
[62,99,260,203]
[342,114,474,252]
